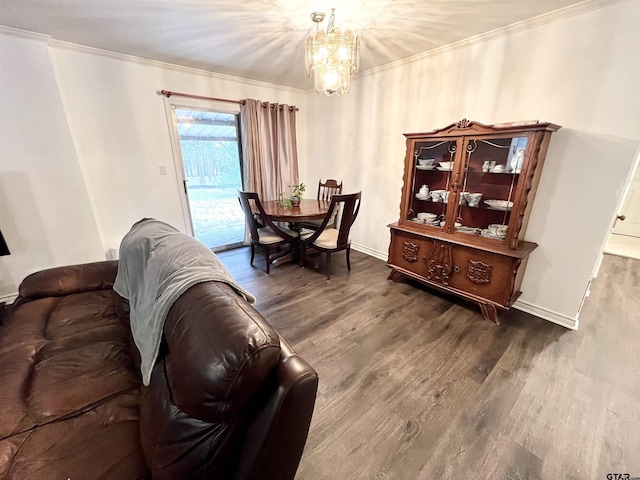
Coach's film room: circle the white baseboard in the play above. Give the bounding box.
[604,234,640,261]
[350,245,579,330]
[106,248,119,260]
[512,299,578,330]
[2,246,577,330]
[1,293,18,304]
[352,243,388,261]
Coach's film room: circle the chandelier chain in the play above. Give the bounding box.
[328,8,336,31]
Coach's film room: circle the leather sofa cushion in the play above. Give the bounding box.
[0,390,148,480]
[0,289,140,440]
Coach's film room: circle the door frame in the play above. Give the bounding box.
[162,96,242,237]
[609,142,640,238]
[593,141,640,278]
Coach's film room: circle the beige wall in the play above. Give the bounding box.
[0,31,104,298]
[0,29,307,298]
[305,0,640,327]
[51,41,308,253]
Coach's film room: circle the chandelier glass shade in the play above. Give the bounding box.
[305,9,360,96]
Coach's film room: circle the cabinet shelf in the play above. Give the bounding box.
[415,196,512,211]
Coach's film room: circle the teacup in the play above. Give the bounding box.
[431,189,446,202]
[438,161,454,171]
[464,192,482,207]
[418,158,436,167]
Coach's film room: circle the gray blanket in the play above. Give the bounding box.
[113,218,256,386]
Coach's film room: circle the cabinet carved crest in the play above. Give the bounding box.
[467,259,492,284]
[401,241,419,262]
[426,243,453,286]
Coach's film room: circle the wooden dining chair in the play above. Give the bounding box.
[298,179,343,231]
[299,192,361,279]
[238,191,299,273]
[317,179,343,201]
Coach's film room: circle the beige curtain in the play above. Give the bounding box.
[240,98,299,201]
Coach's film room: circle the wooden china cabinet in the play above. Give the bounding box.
[387,118,560,325]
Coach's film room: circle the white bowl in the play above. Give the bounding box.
[438,161,454,169]
[465,193,482,200]
[481,229,506,239]
[418,158,436,167]
[488,223,508,235]
[484,199,513,210]
[417,212,437,221]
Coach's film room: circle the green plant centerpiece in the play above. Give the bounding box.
[290,183,306,207]
[278,183,306,207]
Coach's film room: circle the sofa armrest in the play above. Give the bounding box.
[15,261,118,305]
[235,337,319,480]
[162,281,281,423]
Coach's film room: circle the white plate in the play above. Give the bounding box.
[415,194,430,200]
[481,229,506,239]
[436,166,453,171]
[484,199,513,210]
[416,165,436,170]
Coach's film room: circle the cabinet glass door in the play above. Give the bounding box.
[454,135,529,241]
[408,139,459,230]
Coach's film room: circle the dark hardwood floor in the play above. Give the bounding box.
[218,248,640,480]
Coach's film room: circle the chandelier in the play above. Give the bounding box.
[305,8,360,96]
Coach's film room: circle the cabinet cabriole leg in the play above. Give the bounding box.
[479,302,500,326]
[387,269,403,282]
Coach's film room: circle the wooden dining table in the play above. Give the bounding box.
[256,199,331,267]
[259,199,330,225]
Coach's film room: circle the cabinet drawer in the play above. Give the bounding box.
[447,245,521,306]
[388,230,434,277]
[389,229,524,307]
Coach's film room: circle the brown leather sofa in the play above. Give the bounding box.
[0,260,318,479]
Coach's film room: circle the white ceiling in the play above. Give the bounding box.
[0,0,591,90]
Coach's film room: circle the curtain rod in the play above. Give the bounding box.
[160,90,299,111]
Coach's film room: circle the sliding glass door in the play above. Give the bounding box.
[174,109,244,251]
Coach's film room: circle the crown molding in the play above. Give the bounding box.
[0,24,306,94]
[48,39,307,94]
[1,0,626,95]
[0,24,51,41]
[357,0,627,80]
